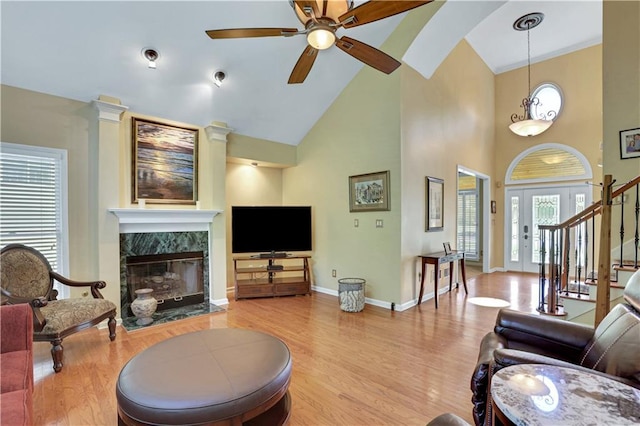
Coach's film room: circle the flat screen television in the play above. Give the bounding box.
[231,206,312,255]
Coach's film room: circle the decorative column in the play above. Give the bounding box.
[204,121,233,305]
[92,96,128,318]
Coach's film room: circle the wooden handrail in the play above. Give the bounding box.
[537,174,640,325]
[539,176,640,234]
[539,202,601,232]
[611,175,640,198]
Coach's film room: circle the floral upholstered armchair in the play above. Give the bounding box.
[0,244,117,372]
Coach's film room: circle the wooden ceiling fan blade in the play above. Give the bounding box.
[336,36,400,74]
[288,46,318,84]
[339,0,433,29]
[206,28,300,39]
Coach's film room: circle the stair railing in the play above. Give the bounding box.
[537,174,640,326]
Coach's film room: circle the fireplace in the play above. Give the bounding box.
[110,208,223,326]
[118,230,210,323]
[126,251,204,312]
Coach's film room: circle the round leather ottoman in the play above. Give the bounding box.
[116,328,292,426]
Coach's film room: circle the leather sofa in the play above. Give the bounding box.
[0,303,34,425]
[471,271,640,426]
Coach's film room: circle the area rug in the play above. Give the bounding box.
[121,302,225,332]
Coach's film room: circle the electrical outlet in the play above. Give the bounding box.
[332,269,336,277]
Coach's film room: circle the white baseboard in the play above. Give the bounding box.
[211,297,229,306]
[311,285,449,312]
[313,285,396,310]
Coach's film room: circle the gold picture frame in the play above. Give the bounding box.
[132,118,198,205]
[349,171,390,212]
[426,176,444,231]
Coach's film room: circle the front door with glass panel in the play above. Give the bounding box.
[506,186,589,273]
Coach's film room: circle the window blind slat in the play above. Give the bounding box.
[0,149,62,270]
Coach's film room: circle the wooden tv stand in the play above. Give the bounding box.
[233,255,311,300]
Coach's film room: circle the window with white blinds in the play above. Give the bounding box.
[457,190,479,260]
[0,142,68,276]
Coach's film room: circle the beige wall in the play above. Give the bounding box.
[225,163,284,286]
[1,85,98,283]
[603,0,640,252]
[283,60,402,303]
[227,133,296,167]
[603,0,640,177]
[400,39,496,302]
[494,45,603,269]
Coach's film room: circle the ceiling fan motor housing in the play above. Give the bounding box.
[290,0,354,25]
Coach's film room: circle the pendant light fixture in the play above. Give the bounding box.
[509,13,555,137]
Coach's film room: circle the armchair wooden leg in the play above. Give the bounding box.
[108,316,116,341]
[51,338,64,373]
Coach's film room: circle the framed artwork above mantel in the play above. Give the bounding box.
[132,118,199,205]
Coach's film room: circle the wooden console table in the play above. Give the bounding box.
[417,250,468,308]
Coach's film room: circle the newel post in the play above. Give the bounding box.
[595,174,614,326]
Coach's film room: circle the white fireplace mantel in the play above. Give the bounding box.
[109,208,222,233]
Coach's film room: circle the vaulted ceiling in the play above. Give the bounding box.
[1,1,601,146]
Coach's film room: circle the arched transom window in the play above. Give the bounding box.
[506,144,592,185]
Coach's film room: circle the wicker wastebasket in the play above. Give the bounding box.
[338,278,366,312]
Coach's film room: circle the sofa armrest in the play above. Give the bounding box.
[0,304,33,354]
[494,309,594,360]
[471,332,507,426]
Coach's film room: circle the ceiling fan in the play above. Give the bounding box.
[205,0,433,84]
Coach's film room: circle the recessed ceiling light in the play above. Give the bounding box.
[213,71,226,87]
[141,48,159,69]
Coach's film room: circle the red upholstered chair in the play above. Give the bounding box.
[0,303,34,425]
[0,244,117,372]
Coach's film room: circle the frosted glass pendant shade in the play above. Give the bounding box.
[509,119,553,137]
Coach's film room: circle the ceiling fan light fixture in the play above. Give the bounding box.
[306,26,335,50]
[509,13,555,138]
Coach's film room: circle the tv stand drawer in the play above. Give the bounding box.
[233,256,311,301]
[275,282,309,295]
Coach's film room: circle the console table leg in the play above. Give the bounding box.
[434,265,439,309]
[460,258,469,294]
[418,261,427,305]
[449,261,455,291]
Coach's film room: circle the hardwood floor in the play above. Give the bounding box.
[32,271,541,425]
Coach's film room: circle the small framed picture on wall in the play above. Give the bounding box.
[426,176,444,231]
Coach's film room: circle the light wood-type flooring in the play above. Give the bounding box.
[32,271,543,425]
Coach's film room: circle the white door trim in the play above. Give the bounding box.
[457,165,490,273]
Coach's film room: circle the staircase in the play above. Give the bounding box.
[538,174,640,326]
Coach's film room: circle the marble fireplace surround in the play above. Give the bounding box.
[109,209,221,322]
